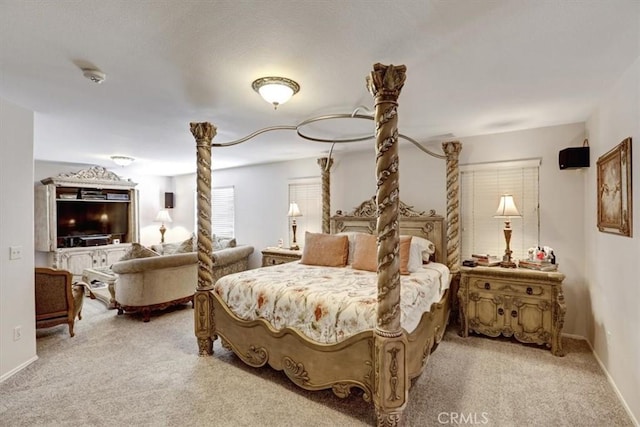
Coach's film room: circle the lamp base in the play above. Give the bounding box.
[500,260,518,268]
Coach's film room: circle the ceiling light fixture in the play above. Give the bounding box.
[252,76,300,110]
[82,68,106,84]
[110,155,134,167]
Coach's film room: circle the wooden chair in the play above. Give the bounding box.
[35,267,77,337]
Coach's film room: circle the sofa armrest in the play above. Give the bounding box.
[112,252,198,275]
[212,245,254,267]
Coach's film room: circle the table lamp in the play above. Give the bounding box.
[154,209,172,243]
[287,202,302,250]
[494,195,521,268]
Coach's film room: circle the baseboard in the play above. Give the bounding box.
[565,333,639,426]
[0,355,38,383]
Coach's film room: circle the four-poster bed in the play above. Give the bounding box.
[189,63,462,426]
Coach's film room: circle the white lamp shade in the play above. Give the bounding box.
[252,77,300,109]
[258,83,294,106]
[154,209,173,223]
[287,202,302,217]
[494,195,521,218]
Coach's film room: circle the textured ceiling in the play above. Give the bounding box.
[1,1,638,176]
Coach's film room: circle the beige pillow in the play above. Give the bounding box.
[153,235,195,255]
[300,232,349,267]
[399,236,412,275]
[351,234,377,272]
[352,235,412,275]
[119,243,160,261]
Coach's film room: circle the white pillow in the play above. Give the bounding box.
[406,236,436,272]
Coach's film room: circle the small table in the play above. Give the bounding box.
[261,247,302,266]
[458,266,566,356]
[82,267,117,309]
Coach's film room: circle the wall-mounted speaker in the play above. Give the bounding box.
[164,192,174,209]
[559,146,590,170]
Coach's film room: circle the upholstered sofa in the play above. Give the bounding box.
[111,244,254,322]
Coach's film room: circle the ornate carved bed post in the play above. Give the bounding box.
[443,141,462,320]
[442,141,462,273]
[317,157,333,234]
[367,63,408,427]
[190,122,216,356]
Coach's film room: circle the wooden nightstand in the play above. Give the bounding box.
[261,247,303,267]
[458,266,566,356]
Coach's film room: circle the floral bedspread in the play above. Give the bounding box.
[213,262,450,344]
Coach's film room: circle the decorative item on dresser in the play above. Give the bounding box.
[35,166,139,282]
[261,247,302,266]
[287,202,302,250]
[458,265,566,356]
[493,194,522,268]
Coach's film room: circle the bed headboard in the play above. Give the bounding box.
[330,197,446,264]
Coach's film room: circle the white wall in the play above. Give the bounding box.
[0,98,36,380]
[585,56,639,422]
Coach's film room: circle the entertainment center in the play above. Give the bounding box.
[35,166,139,281]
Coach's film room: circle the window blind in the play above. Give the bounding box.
[460,160,540,261]
[192,186,236,238]
[211,186,235,238]
[288,179,322,246]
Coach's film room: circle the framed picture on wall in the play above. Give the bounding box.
[597,137,632,237]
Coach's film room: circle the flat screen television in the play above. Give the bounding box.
[56,201,129,248]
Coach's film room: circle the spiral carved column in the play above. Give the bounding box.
[366,63,408,427]
[317,157,333,234]
[190,122,216,356]
[442,141,461,273]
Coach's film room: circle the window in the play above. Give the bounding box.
[194,186,235,238]
[212,186,235,238]
[288,179,322,246]
[460,159,540,261]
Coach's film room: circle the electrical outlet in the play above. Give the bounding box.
[9,246,22,260]
[13,326,22,341]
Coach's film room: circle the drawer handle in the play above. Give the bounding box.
[498,308,504,316]
[526,287,533,295]
[93,259,97,264]
[511,310,518,318]
[484,282,491,290]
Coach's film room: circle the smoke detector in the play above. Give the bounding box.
[82,69,106,84]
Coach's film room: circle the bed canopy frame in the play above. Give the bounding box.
[189,63,461,426]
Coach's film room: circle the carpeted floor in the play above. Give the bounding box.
[0,298,634,426]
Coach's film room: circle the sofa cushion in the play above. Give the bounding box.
[212,234,237,250]
[151,235,195,255]
[119,243,160,261]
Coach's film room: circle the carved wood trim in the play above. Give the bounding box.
[41,166,137,188]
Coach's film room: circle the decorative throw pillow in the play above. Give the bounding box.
[352,234,411,274]
[300,232,349,267]
[155,235,196,255]
[336,231,366,265]
[351,234,377,272]
[212,234,237,250]
[398,236,412,275]
[119,243,160,261]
